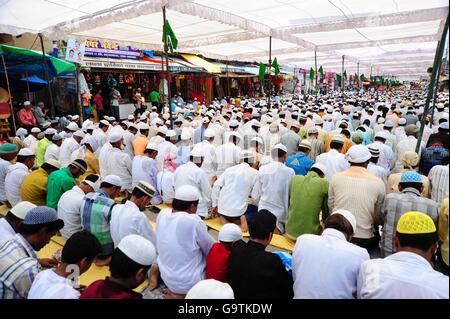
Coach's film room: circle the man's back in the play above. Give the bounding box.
[285,152,313,176]
[228,240,293,299]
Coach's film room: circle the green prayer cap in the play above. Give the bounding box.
[0,143,18,154]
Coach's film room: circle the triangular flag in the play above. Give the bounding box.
[310,67,315,80]
[343,70,347,79]
[336,74,342,81]
[272,58,280,76]
[360,74,365,82]
[162,19,178,53]
[258,63,266,81]
[318,65,324,76]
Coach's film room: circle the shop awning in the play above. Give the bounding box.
[181,54,221,73]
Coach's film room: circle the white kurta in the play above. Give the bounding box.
[109,148,133,192]
[357,252,449,299]
[156,141,177,169]
[44,144,60,162]
[123,131,136,159]
[396,136,425,163]
[368,163,388,185]
[256,161,295,231]
[28,269,80,299]
[214,142,241,177]
[0,218,16,243]
[98,143,113,178]
[5,162,29,206]
[92,128,107,148]
[367,141,394,172]
[59,137,80,167]
[157,170,175,204]
[292,228,369,299]
[315,149,350,181]
[197,140,216,184]
[174,162,212,218]
[23,135,38,153]
[110,200,156,248]
[0,158,11,202]
[57,186,85,239]
[212,162,259,217]
[156,208,215,294]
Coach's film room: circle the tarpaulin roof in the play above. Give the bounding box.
[0,44,76,78]
[181,54,221,73]
[0,0,448,80]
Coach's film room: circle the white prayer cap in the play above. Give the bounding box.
[138,122,150,130]
[52,133,62,141]
[251,136,263,145]
[239,150,255,162]
[229,120,239,128]
[384,120,394,128]
[103,175,123,187]
[31,127,41,133]
[165,120,171,126]
[377,117,385,124]
[291,122,300,128]
[162,113,170,121]
[109,132,123,143]
[128,123,138,130]
[18,148,34,156]
[331,209,357,233]
[229,131,242,141]
[375,131,389,140]
[181,129,192,140]
[251,121,262,128]
[311,163,326,175]
[118,234,156,266]
[44,128,57,135]
[314,118,324,125]
[157,126,168,135]
[219,223,243,242]
[67,122,79,131]
[16,128,28,137]
[273,143,287,153]
[72,115,80,121]
[100,120,110,126]
[44,158,61,169]
[128,114,135,120]
[204,128,215,138]
[345,145,371,163]
[10,201,37,220]
[202,117,210,124]
[135,180,156,197]
[191,145,204,157]
[299,139,312,150]
[398,118,407,125]
[23,101,31,106]
[107,116,116,122]
[186,279,235,299]
[83,179,100,192]
[307,126,318,134]
[155,118,164,126]
[145,142,158,151]
[165,130,176,138]
[174,185,200,201]
[73,130,85,138]
[331,134,345,144]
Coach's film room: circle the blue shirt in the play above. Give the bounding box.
[420,145,449,175]
[285,152,314,176]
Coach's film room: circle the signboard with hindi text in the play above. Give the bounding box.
[84,40,140,59]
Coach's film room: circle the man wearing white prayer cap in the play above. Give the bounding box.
[205,223,242,283]
[292,209,369,298]
[214,130,242,177]
[5,148,35,206]
[80,234,156,299]
[211,150,259,232]
[155,185,215,298]
[257,144,295,233]
[155,129,177,169]
[329,145,386,252]
[110,181,157,247]
[0,201,36,242]
[23,127,40,152]
[367,132,395,172]
[58,127,84,167]
[174,144,212,218]
[185,279,234,299]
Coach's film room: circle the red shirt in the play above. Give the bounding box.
[18,108,36,126]
[205,242,232,283]
[80,278,142,299]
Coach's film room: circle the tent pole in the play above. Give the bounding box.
[162,6,173,128]
[416,13,449,153]
[38,33,55,118]
[2,55,17,133]
[430,52,442,127]
[25,73,30,100]
[161,53,165,114]
[267,35,272,108]
[357,62,360,90]
[226,60,230,98]
[341,55,344,91]
[314,49,318,94]
[75,65,83,125]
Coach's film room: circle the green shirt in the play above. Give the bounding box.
[149,91,159,103]
[46,167,75,209]
[299,126,308,140]
[286,171,329,238]
[35,137,51,167]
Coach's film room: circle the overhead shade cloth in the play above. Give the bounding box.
[181,54,221,73]
[20,75,48,84]
[0,44,76,78]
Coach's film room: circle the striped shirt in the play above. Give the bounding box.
[380,187,439,257]
[81,190,117,257]
[0,234,41,299]
[428,165,449,204]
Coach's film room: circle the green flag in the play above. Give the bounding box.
[162,20,178,53]
[354,73,358,83]
[272,58,280,76]
[310,67,315,80]
[318,65,324,76]
[360,74,365,82]
[258,63,266,81]
[343,70,347,78]
[336,74,341,82]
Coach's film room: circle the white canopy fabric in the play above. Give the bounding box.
[1,0,448,80]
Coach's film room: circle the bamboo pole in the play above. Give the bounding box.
[38,33,55,117]
[267,35,272,107]
[162,6,173,128]
[2,55,17,132]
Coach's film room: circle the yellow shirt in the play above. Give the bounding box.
[439,198,449,267]
[81,149,100,179]
[132,136,149,156]
[20,168,49,206]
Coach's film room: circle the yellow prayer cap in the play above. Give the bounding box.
[396,211,436,234]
